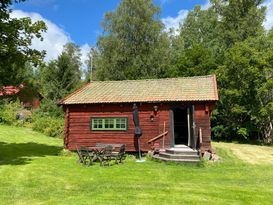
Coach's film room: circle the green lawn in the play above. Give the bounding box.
[0,125,273,205]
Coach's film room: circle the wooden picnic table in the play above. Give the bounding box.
[86,146,105,163]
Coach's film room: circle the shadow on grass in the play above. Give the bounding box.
[0,142,63,165]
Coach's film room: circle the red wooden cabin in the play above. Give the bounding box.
[0,84,42,110]
[59,75,218,153]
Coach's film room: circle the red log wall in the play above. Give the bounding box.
[64,102,214,152]
[194,104,213,152]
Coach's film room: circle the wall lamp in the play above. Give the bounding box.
[150,105,159,122]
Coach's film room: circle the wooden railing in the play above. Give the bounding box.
[148,131,168,150]
[148,131,168,143]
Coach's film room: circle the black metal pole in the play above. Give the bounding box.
[138,137,141,160]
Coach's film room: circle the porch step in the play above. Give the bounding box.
[153,155,200,164]
[166,147,199,155]
[159,152,200,160]
[152,146,200,164]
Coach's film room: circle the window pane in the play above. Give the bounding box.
[93,119,98,128]
[105,119,109,128]
[98,119,103,128]
[109,119,114,128]
[121,118,126,129]
[91,117,127,130]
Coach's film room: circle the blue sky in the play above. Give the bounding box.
[11,0,273,64]
[14,0,207,46]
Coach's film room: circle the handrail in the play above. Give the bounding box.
[148,131,168,143]
[199,128,202,144]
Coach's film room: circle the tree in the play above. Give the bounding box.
[169,0,272,143]
[213,0,266,49]
[169,5,219,77]
[39,43,82,101]
[84,47,97,82]
[178,5,220,51]
[168,44,217,77]
[0,0,46,86]
[94,0,171,80]
[213,35,273,143]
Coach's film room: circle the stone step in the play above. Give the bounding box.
[159,152,200,160]
[174,144,190,148]
[153,155,200,164]
[165,148,198,155]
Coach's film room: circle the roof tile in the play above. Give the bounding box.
[60,75,218,104]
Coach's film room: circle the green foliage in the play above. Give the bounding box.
[38,43,83,101]
[212,35,273,142]
[31,99,64,138]
[0,98,64,138]
[0,99,33,127]
[84,47,96,82]
[32,114,64,138]
[0,0,47,86]
[94,0,171,80]
[35,98,64,118]
[168,0,272,143]
[169,44,217,77]
[237,128,249,139]
[0,100,25,126]
[215,0,266,49]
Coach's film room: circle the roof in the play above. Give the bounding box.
[60,75,218,105]
[0,84,24,96]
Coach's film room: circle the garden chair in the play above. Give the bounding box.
[98,145,113,167]
[76,146,94,166]
[111,144,126,164]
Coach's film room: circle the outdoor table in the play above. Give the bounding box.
[86,146,105,163]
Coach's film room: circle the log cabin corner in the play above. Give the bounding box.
[59,75,219,157]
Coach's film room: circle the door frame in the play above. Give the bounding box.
[170,105,196,148]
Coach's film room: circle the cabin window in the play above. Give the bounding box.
[91,117,128,131]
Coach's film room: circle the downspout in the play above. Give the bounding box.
[187,106,191,147]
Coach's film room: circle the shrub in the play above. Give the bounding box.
[37,99,64,118]
[32,115,64,138]
[0,100,28,126]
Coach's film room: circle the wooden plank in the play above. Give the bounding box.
[148,131,168,143]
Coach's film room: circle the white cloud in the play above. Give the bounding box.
[80,44,91,66]
[11,10,70,62]
[159,0,170,6]
[162,10,188,34]
[263,0,273,30]
[161,0,210,34]
[201,0,211,10]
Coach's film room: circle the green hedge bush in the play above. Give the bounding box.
[0,100,28,126]
[32,115,64,138]
[0,99,64,138]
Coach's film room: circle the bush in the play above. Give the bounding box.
[32,115,64,138]
[37,99,64,118]
[0,100,28,126]
[0,99,64,138]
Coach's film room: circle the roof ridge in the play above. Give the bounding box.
[89,75,214,83]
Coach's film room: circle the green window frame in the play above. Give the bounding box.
[91,117,128,131]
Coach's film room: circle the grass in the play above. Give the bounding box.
[0,125,273,205]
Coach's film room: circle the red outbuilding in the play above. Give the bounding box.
[0,84,42,110]
[59,75,218,154]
